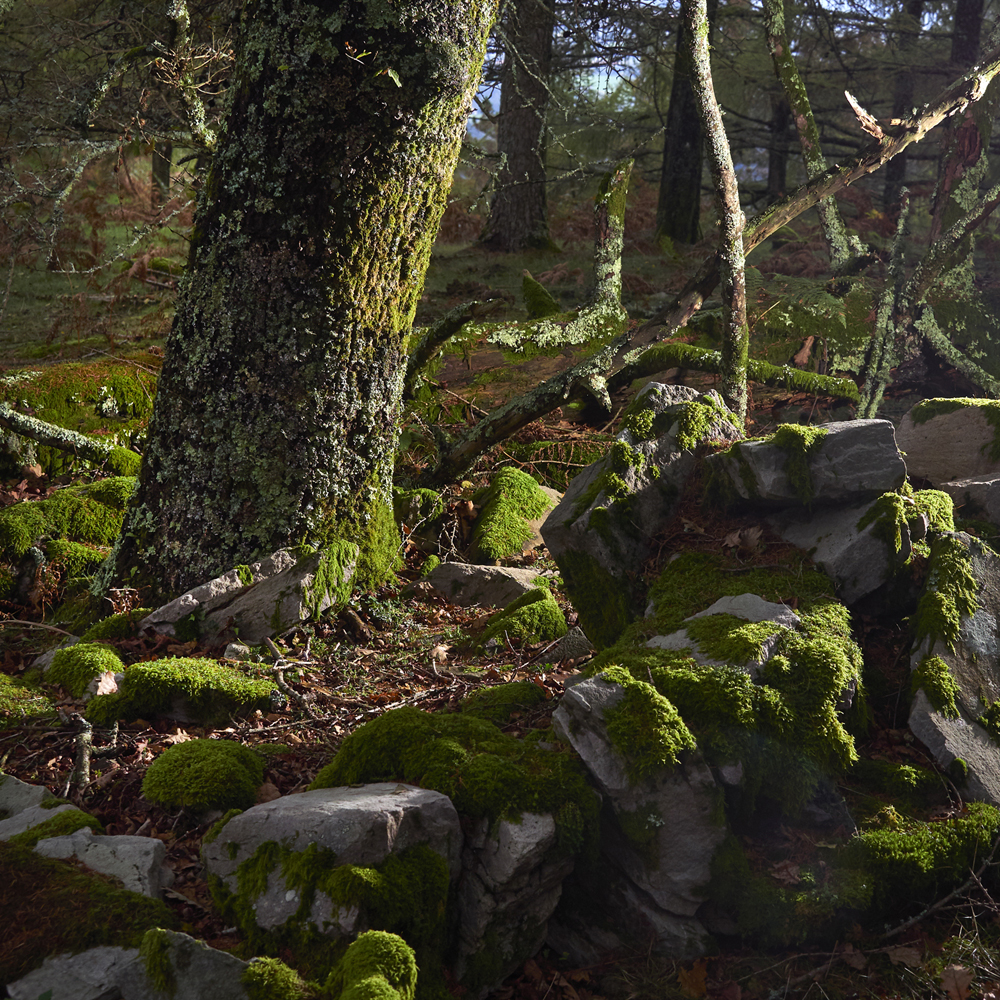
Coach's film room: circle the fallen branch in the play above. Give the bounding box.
[0,402,141,476]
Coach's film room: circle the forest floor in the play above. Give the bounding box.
[1,161,999,1000]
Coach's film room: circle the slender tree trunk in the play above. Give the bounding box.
[105,0,498,600]
[766,96,790,203]
[479,0,556,252]
[151,140,172,210]
[684,0,748,422]
[655,0,718,247]
[883,0,925,212]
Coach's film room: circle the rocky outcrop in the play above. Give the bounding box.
[425,562,550,608]
[895,399,1000,483]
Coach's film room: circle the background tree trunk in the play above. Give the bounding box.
[106,0,497,600]
[479,0,556,252]
[882,0,925,211]
[655,0,718,247]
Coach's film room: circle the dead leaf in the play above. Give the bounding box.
[94,671,119,696]
[941,964,974,1000]
[723,530,742,548]
[886,945,923,967]
[430,644,450,664]
[256,780,282,803]
[163,729,192,745]
[678,958,708,998]
[683,518,707,535]
[769,860,801,885]
[840,943,867,970]
[792,335,816,368]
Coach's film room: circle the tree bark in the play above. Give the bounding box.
[655,0,718,247]
[104,0,498,600]
[684,0,748,422]
[478,0,556,252]
[882,0,925,212]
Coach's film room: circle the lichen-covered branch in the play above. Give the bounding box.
[164,0,217,151]
[917,306,1000,396]
[607,342,859,402]
[70,45,164,134]
[763,0,855,270]
[0,402,141,476]
[684,0,748,422]
[857,194,911,418]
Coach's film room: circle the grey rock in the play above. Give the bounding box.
[544,626,595,662]
[0,771,57,818]
[939,478,1000,527]
[543,385,742,642]
[553,674,725,917]
[32,637,80,673]
[645,593,801,676]
[454,813,573,995]
[0,801,80,840]
[896,402,1000,484]
[35,827,170,897]
[769,500,912,604]
[908,690,1000,805]
[706,419,905,507]
[6,945,138,1000]
[426,562,549,607]
[139,545,358,645]
[202,783,462,934]
[116,930,250,1000]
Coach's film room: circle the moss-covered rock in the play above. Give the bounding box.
[143,738,266,812]
[470,467,554,563]
[86,657,276,727]
[0,673,55,729]
[48,642,125,698]
[79,607,154,642]
[310,707,598,855]
[7,808,104,849]
[458,680,549,725]
[242,956,319,1000]
[479,588,567,647]
[0,839,176,984]
[324,930,418,1000]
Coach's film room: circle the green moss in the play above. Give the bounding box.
[309,707,598,856]
[0,476,135,564]
[393,488,445,528]
[420,554,440,577]
[79,607,154,642]
[597,666,697,781]
[236,564,254,587]
[143,739,265,811]
[979,700,1000,743]
[914,534,978,651]
[7,808,104,849]
[522,271,561,320]
[554,547,636,649]
[913,489,955,533]
[324,931,418,1000]
[141,928,176,996]
[857,493,908,556]
[671,394,742,451]
[912,655,960,718]
[44,539,110,577]
[0,673,55,729]
[771,423,828,504]
[86,657,276,727]
[0,839,177,984]
[470,467,553,563]
[203,808,244,846]
[48,642,125,698]
[683,613,789,666]
[459,680,548,724]
[479,588,567,647]
[304,541,361,620]
[243,956,319,1000]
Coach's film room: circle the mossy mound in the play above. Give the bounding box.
[48,642,125,698]
[325,930,418,1000]
[8,808,104,849]
[480,588,567,647]
[242,956,320,1000]
[79,607,154,642]
[0,363,157,477]
[0,673,55,729]
[309,707,597,854]
[143,739,266,811]
[470,467,553,563]
[86,657,277,727]
[0,477,134,573]
[458,680,549,725]
[0,839,176,984]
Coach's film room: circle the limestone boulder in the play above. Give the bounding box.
[706,419,905,508]
[542,384,742,647]
[939,477,1000,527]
[425,562,551,608]
[34,826,172,898]
[6,946,141,1000]
[895,399,1000,483]
[202,783,462,935]
[140,544,358,645]
[0,801,82,840]
[0,770,57,816]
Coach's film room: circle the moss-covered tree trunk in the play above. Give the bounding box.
[106,0,497,599]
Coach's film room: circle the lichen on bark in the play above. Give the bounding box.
[106,0,499,600]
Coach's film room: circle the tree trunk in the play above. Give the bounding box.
[478,0,556,252]
[766,96,790,203]
[151,140,172,210]
[655,0,718,247]
[104,0,498,600]
[882,0,925,212]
